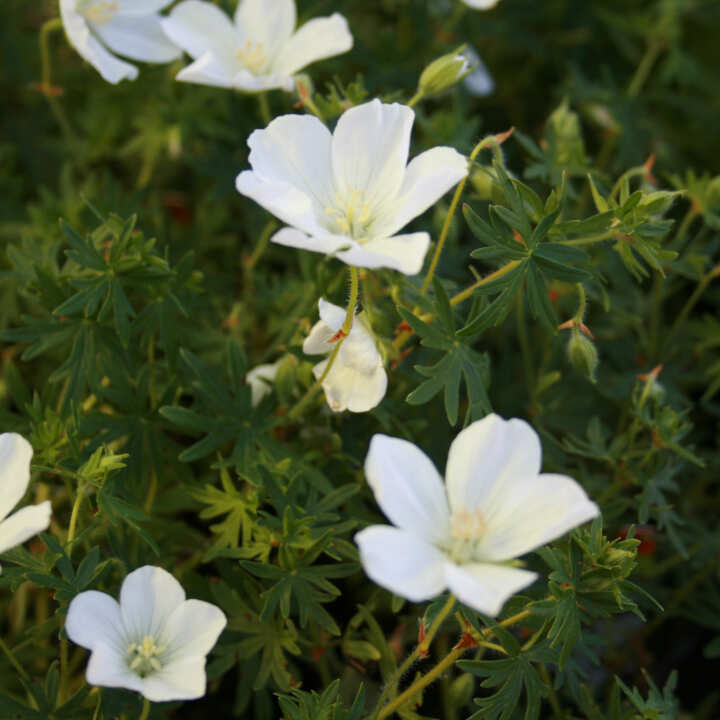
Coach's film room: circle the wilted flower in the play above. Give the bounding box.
[355,414,599,616]
[303,298,387,413]
[66,565,226,702]
[246,361,281,406]
[236,99,468,275]
[161,0,352,92]
[0,433,51,568]
[59,0,181,84]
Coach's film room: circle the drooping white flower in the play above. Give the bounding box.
[59,0,181,84]
[236,99,469,275]
[355,414,600,616]
[0,434,51,569]
[66,565,227,702]
[461,0,501,9]
[303,299,387,413]
[161,0,353,92]
[246,360,281,407]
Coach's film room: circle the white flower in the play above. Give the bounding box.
[0,433,51,569]
[461,46,495,97]
[236,99,469,275]
[462,0,501,9]
[59,0,181,84]
[66,565,227,702]
[303,299,387,413]
[161,0,353,92]
[355,414,600,616]
[246,361,281,406]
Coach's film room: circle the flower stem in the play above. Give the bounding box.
[0,635,30,683]
[449,259,522,307]
[139,698,151,720]
[66,485,85,559]
[39,17,76,145]
[627,40,664,98]
[257,92,271,125]
[407,90,424,108]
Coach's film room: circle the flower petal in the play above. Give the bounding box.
[445,414,541,515]
[142,656,207,701]
[66,590,125,652]
[116,0,175,15]
[0,502,51,555]
[268,226,352,256]
[315,354,387,413]
[348,232,431,275]
[462,0,501,8]
[303,321,335,356]
[478,473,600,562]
[175,51,234,88]
[331,100,414,213]
[355,525,447,601]
[273,14,353,76]
[372,147,468,237]
[318,298,347,333]
[86,642,144,693]
[247,361,281,406]
[59,2,138,83]
[160,0,237,62]
[93,15,182,63]
[120,566,185,639]
[164,599,226,662]
[364,434,450,544]
[232,69,294,93]
[444,561,537,616]
[0,433,33,522]
[234,0,296,63]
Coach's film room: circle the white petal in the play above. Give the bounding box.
[234,0,296,64]
[85,642,144,693]
[445,415,541,515]
[318,298,346,332]
[355,526,447,602]
[445,561,537,616]
[462,47,495,97]
[303,320,334,356]
[315,354,387,413]
[142,657,207,701]
[232,69,294,93]
[478,473,600,562]
[160,0,237,62]
[373,147,468,237]
[268,226,352,255]
[338,320,381,375]
[66,590,125,651]
[364,434,450,544]
[59,2,138,83]
[331,100,414,213]
[247,361,281,406]
[349,232,431,275]
[94,15,182,63]
[462,0,501,8]
[116,0,174,15]
[175,51,234,88]
[0,433,33,521]
[0,502,51,554]
[273,14,353,76]
[164,599,227,661]
[120,566,185,639]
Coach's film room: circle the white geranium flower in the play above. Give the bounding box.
[303,299,387,413]
[161,0,353,92]
[66,565,227,702]
[462,0,501,9]
[236,99,469,275]
[0,434,51,568]
[60,0,181,84]
[355,414,600,616]
[246,360,281,407]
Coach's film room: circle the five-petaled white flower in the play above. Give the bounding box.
[246,360,281,407]
[0,433,51,569]
[303,299,387,413]
[236,99,469,275]
[161,0,353,92]
[355,414,600,616]
[66,565,227,702]
[60,0,182,84]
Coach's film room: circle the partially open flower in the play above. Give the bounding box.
[303,298,387,413]
[60,0,181,84]
[66,566,226,702]
[161,0,352,92]
[236,99,468,275]
[246,361,282,407]
[355,414,599,616]
[0,433,51,569]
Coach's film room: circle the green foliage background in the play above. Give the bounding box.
[1,0,720,718]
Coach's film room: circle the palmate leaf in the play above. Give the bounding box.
[278,681,365,720]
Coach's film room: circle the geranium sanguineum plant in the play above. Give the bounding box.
[0,434,51,568]
[303,299,387,413]
[66,565,226,702]
[60,0,181,84]
[161,0,353,92]
[355,414,600,616]
[236,99,469,275]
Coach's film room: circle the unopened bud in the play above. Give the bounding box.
[470,166,504,203]
[449,674,474,707]
[418,46,472,97]
[567,329,598,383]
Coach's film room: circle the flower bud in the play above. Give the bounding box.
[418,46,472,98]
[567,328,598,383]
[274,354,299,405]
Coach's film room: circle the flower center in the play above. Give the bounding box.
[79,0,119,24]
[127,635,165,678]
[325,190,373,241]
[448,509,487,564]
[237,41,267,74]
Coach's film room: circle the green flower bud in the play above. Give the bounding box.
[567,328,599,383]
[449,674,474,708]
[418,46,472,98]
